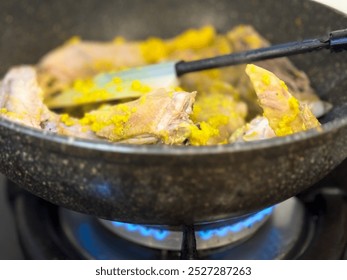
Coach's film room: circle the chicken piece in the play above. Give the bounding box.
[0,66,98,140]
[229,116,276,142]
[38,39,145,97]
[0,66,45,129]
[80,89,196,145]
[226,25,330,118]
[246,64,320,136]
[230,64,320,143]
[41,109,98,140]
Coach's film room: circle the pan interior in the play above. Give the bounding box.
[0,0,347,148]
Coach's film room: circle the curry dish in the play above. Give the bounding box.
[0,25,325,145]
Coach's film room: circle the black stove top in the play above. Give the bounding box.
[0,176,23,259]
[1,160,347,260]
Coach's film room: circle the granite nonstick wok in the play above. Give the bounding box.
[0,0,347,226]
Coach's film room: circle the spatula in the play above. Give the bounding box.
[46,28,347,109]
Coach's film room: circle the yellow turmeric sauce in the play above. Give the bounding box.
[139,26,216,63]
[0,107,24,120]
[60,113,75,126]
[79,104,137,138]
[189,122,220,146]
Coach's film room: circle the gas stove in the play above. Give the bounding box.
[0,159,347,260]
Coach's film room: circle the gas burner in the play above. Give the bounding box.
[6,178,347,260]
[98,207,274,251]
[59,198,305,259]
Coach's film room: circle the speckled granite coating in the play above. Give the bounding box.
[0,0,346,225]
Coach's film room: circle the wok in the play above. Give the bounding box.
[0,0,347,226]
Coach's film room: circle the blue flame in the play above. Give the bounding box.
[198,206,274,240]
[111,221,170,240]
[111,206,274,241]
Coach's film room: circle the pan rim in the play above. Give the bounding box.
[0,114,346,155]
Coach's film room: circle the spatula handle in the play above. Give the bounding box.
[330,29,347,51]
[175,28,347,76]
